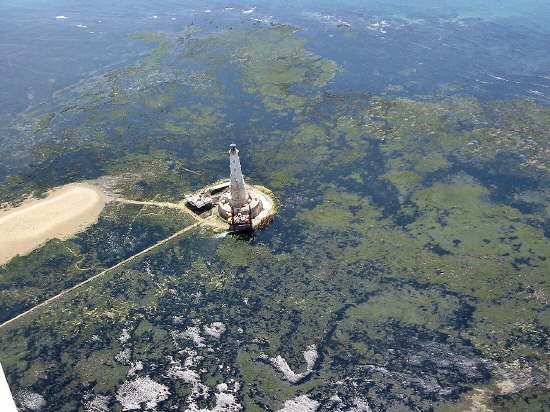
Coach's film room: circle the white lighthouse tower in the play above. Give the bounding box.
[229,144,248,208]
[218,144,264,229]
[186,143,276,230]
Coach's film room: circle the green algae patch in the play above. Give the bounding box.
[105,150,199,202]
[353,94,550,201]
[76,349,129,393]
[344,287,461,331]
[35,113,56,132]
[0,238,103,323]
[163,103,226,137]
[299,185,384,232]
[415,155,451,173]
[216,239,274,268]
[184,25,340,114]
[304,202,355,231]
[133,320,171,361]
[296,175,548,364]
[380,169,423,193]
[236,349,299,410]
[408,180,549,276]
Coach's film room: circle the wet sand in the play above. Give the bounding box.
[0,183,107,265]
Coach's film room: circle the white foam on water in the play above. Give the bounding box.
[487,73,509,81]
[115,347,131,364]
[203,322,226,338]
[127,361,143,377]
[165,354,242,411]
[119,328,131,344]
[55,15,68,19]
[250,16,278,25]
[303,344,318,369]
[83,393,110,412]
[368,20,392,33]
[349,398,373,411]
[242,7,256,14]
[16,389,46,411]
[277,395,319,412]
[487,73,521,84]
[171,326,206,347]
[264,344,318,384]
[116,376,170,411]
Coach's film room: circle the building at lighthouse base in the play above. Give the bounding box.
[217,184,276,230]
[185,180,277,231]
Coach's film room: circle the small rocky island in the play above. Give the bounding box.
[185,144,276,231]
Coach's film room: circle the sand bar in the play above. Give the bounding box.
[0,183,107,265]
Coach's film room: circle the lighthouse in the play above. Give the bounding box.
[217,144,264,230]
[185,143,277,231]
[229,144,248,208]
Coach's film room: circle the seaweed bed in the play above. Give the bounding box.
[0,19,549,412]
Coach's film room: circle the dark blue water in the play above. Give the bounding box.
[2,0,550,117]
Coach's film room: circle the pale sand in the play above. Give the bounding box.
[0,183,107,265]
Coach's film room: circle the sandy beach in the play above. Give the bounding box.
[0,183,107,265]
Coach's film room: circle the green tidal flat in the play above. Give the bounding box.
[0,3,549,411]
